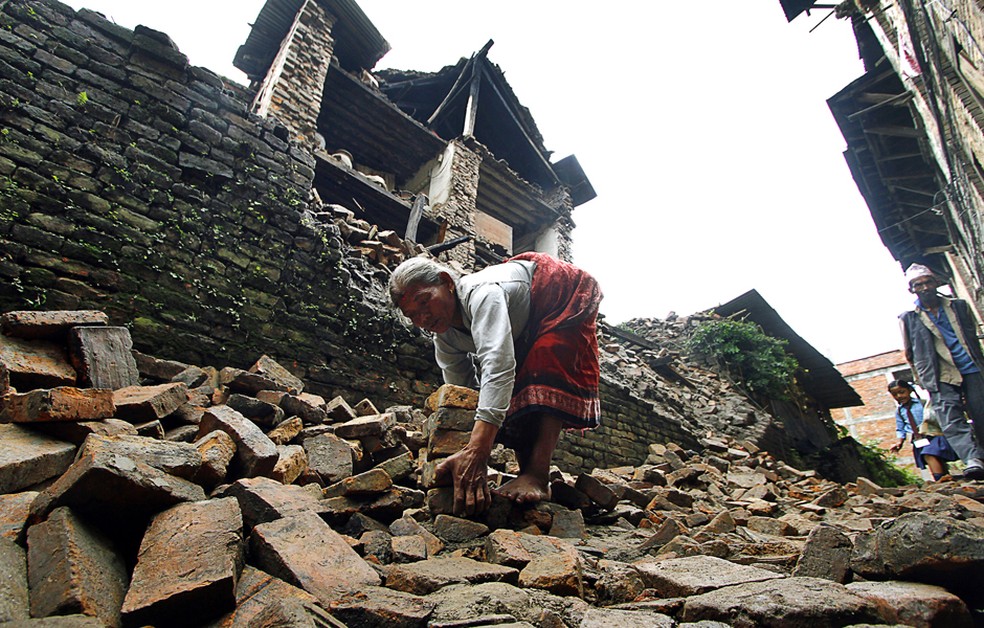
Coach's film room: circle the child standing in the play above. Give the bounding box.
[887,379,959,481]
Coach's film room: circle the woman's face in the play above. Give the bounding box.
[889,386,912,404]
[397,274,457,334]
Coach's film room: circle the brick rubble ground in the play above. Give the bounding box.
[1,310,983,627]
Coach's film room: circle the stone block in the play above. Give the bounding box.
[132,351,191,382]
[846,580,973,628]
[424,385,479,413]
[0,536,29,623]
[323,468,392,498]
[28,418,138,445]
[390,515,444,557]
[1,387,115,423]
[198,405,278,479]
[391,535,428,563]
[194,429,236,487]
[330,585,436,627]
[0,424,76,493]
[633,555,783,597]
[851,512,984,600]
[302,432,355,484]
[67,326,139,390]
[678,577,882,626]
[425,407,475,435]
[517,547,584,597]
[334,413,396,439]
[385,557,518,595]
[0,492,36,543]
[226,393,284,428]
[432,514,489,543]
[485,530,574,569]
[121,497,244,627]
[325,395,357,422]
[426,487,455,516]
[214,476,323,532]
[360,530,393,564]
[29,448,206,525]
[428,428,471,457]
[209,566,333,628]
[360,487,426,523]
[249,355,303,394]
[548,508,586,539]
[549,481,592,510]
[271,444,308,485]
[574,474,619,510]
[373,450,415,483]
[0,335,77,389]
[280,392,327,424]
[268,416,304,445]
[78,433,202,481]
[250,512,380,605]
[353,398,379,416]
[27,507,127,627]
[219,366,282,395]
[1,310,108,340]
[112,383,187,422]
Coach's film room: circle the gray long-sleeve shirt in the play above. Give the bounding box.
[433,259,536,427]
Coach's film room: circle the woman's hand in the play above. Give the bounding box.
[434,420,498,516]
[889,440,904,453]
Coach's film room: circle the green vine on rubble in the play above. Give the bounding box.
[685,318,799,400]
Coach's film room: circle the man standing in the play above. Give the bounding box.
[899,263,984,480]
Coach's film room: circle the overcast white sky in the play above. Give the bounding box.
[62,0,919,364]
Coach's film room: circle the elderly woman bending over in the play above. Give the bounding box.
[389,252,603,515]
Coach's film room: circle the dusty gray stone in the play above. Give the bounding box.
[0,536,29,623]
[331,585,435,627]
[207,565,328,628]
[225,393,284,428]
[386,557,519,595]
[793,524,853,583]
[112,383,188,422]
[27,419,138,446]
[67,326,139,390]
[851,512,984,602]
[78,433,202,480]
[846,580,972,628]
[194,429,236,487]
[29,448,206,524]
[27,507,127,627]
[302,432,355,484]
[251,512,380,605]
[425,582,533,625]
[579,608,674,627]
[121,497,244,627]
[0,335,76,389]
[633,555,784,597]
[432,514,489,543]
[0,492,36,543]
[249,355,304,394]
[214,476,322,531]
[0,424,76,493]
[679,577,884,627]
[198,405,278,478]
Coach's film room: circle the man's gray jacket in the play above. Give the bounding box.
[900,297,984,392]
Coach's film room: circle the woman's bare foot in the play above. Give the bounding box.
[495,474,550,504]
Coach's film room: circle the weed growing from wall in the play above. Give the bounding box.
[686,318,799,400]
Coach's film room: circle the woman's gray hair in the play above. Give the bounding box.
[388,256,458,304]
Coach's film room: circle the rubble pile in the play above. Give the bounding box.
[2,310,983,627]
[596,318,778,448]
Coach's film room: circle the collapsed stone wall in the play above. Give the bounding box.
[0,0,718,476]
[0,0,441,407]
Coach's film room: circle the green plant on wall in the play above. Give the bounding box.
[686,317,799,400]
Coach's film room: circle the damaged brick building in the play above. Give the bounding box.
[0,0,873,477]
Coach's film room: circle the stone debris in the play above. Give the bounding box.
[1,310,983,626]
